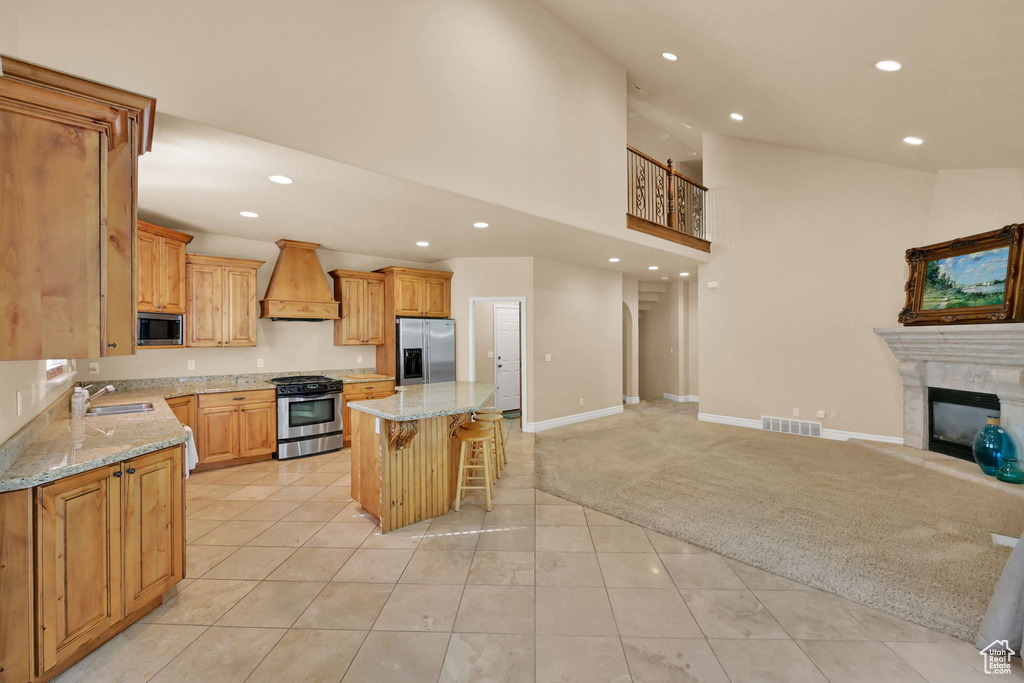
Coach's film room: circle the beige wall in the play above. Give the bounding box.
[699,134,935,438]
[13,0,626,238]
[687,280,699,396]
[0,361,76,445]
[622,278,639,399]
[532,258,622,422]
[83,232,431,381]
[473,301,496,383]
[925,168,1024,243]
[638,283,678,400]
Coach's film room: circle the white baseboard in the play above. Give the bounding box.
[622,395,640,405]
[697,412,902,445]
[523,405,624,433]
[664,393,699,403]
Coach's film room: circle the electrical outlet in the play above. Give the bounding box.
[545,354,552,362]
[89,362,99,374]
[670,348,674,354]
[488,351,494,358]
[579,398,584,406]
[357,355,363,364]
[16,391,22,416]
[707,281,719,289]
[256,358,264,368]
[187,360,195,370]
[793,408,799,417]
[830,410,837,419]
[816,410,826,419]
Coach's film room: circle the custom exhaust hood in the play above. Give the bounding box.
[260,239,340,321]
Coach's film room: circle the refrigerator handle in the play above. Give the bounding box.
[424,327,430,383]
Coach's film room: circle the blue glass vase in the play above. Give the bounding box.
[973,417,1014,477]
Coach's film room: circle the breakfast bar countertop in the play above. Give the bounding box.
[348,381,497,421]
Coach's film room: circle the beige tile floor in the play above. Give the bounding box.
[57,419,1024,683]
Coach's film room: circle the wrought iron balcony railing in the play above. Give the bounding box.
[626,146,709,252]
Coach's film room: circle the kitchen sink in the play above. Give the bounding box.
[85,402,155,416]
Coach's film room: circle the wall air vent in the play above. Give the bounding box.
[761,416,822,438]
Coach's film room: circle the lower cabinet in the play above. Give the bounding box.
[165,395,195,432]
[34,445,184,678]
[196,390,277,469]
[342,381,396,446]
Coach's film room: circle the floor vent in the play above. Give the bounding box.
[761,416,822,438]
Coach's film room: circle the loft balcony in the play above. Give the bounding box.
[626,146,710,253]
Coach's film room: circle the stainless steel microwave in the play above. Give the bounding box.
[137,312,184,347]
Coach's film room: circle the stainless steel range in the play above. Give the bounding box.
[270,375,344,460]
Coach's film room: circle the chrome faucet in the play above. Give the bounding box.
[83,384,116,406]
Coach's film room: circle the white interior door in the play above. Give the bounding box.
[493,304,521,411]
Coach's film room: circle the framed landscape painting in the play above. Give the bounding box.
[899,224,1024,325]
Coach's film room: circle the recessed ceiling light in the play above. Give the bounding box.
[662,52,678,61]
[268,175,293,184]
[690,151,698,156]
[730,113,744,121]
[659,133,670,139]
[680,272,690,277]
[875,60,902,72]
[660,276,669,280]
[416,241,430,247]
[679,121,693,128]
[239,211,259,218]
[608,258,620,263]
[473,222,489,228]
[626,110,638,118]
[903,136,924,145]
[648,266,659,270]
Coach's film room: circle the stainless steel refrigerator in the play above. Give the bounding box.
[396,318,456,386]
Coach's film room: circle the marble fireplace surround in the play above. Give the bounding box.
[876,324,1024,452]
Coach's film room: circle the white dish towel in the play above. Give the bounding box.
[182,426,200,478]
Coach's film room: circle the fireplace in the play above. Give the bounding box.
[928,387,1000,461]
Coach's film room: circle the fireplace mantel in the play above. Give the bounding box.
[876,324,1024,451]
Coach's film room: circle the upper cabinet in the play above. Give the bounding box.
[330,270,385,345]
[137,222,192,315]
[0,56,155,360]
[186,254,264,347]
[378,267,453,318]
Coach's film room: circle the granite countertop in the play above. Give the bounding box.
[0,369,397,492]
[0,394,188,492]
[349,381,497,421]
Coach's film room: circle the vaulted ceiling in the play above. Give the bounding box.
[538,0,1024,171]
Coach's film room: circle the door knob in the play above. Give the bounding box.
[498,364,503,368]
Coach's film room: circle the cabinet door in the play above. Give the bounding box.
[136,229,161,313]
[160,237,188,314]
[0,96,103,360]
[423,277,450,318]
[394,273,425,316]
[364,278,386,344]
[186,262,222,347]
[123,447,183,613]
[239,403,277,458]
[101,125,136,357]
[197,405,239,464]
[166,395,195,431]
[37,465,123,673]
[223,266,258,347]
[337,277,366,345]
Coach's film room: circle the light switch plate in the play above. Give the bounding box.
[545,354,552,362]
[256,358,264,368]
[89,362,99,374]
[357,355,363,364]
[488,351,494,358]
[187,360,195,370]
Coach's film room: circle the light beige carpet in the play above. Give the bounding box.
[535,401,1024,641]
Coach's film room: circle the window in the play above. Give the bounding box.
[45,359,67,381]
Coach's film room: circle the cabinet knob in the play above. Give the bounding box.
[113,471,122,477]
[107,342,117,349]
[127,467,136,474]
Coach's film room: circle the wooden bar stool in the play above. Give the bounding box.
[467,416,503,479]
[454,425,494,512]
[473,412,507,468]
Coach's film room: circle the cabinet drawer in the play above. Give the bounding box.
[197,389,276,408]
[343,381,395,397]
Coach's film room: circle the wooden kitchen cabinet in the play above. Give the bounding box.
[136,221,193,315]
[0,57,155,361]
[186,254,264,348]
[330,269,386,345]
[374,267,453,377]
[196,390,277,470]
[165,395,196,432]
[342,380,396,446]
[34,446,184,677]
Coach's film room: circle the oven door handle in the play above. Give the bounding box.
[279,392,340,402]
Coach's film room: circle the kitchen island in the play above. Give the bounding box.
[348,381,496,532]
